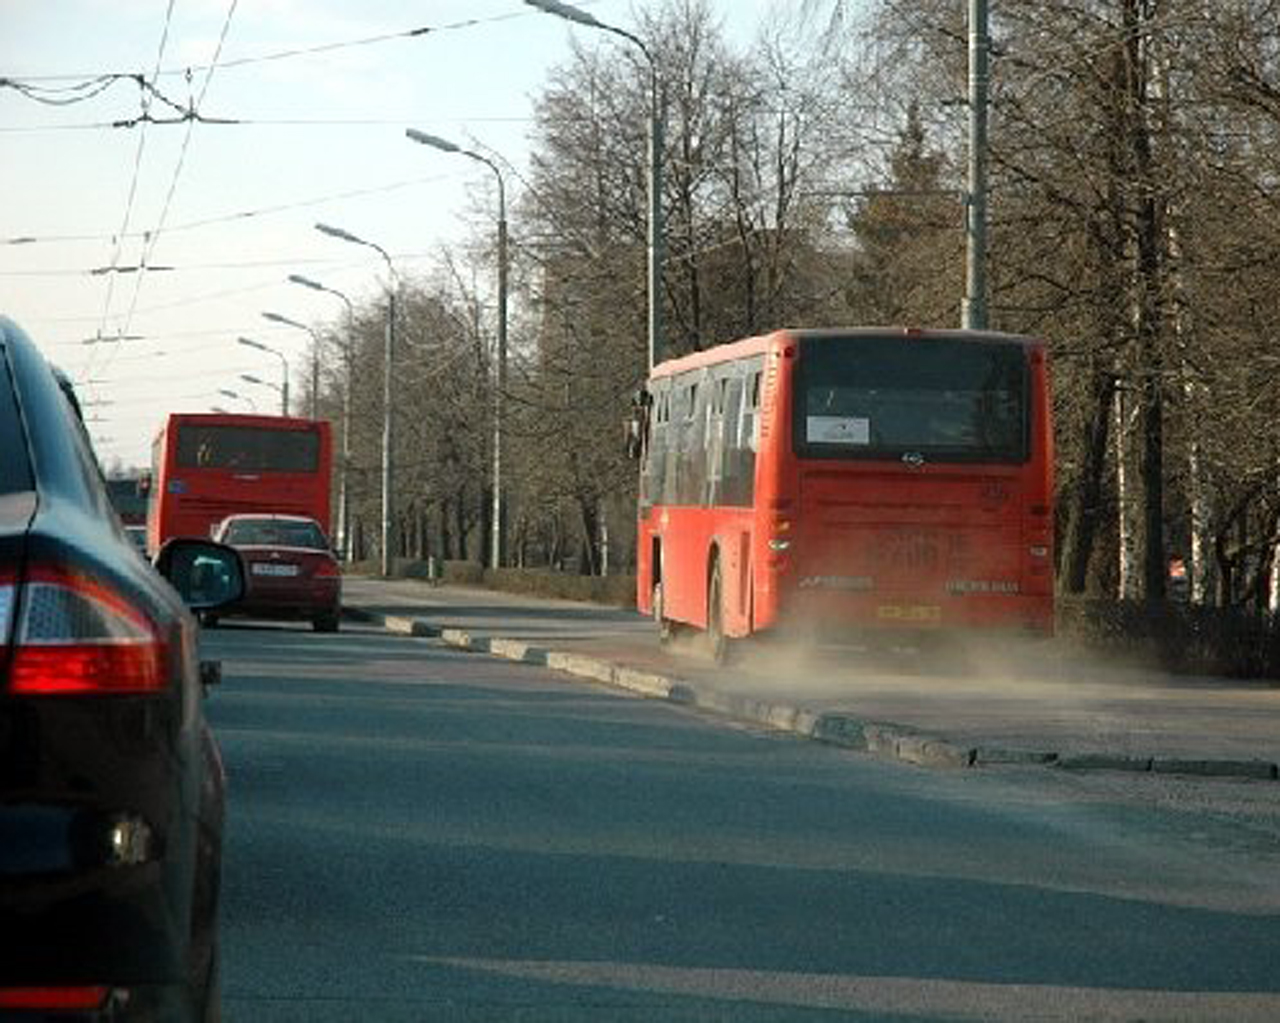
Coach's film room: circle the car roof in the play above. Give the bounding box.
[219,513,319,525]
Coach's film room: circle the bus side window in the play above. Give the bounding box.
[660,387,677,505]
[721,373,751,507]
[639,384,668,509]
[669,374,691,505]
[685,372,710,506]
[705,374,730,505]
[739,370,762,452]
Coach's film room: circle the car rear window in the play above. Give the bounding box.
[223,519,327,549]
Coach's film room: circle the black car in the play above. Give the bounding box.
[0,317,244,1021]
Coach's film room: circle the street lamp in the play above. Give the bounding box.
[526,0,665,370]
[315,222,398,578]
[81,332,144,345]
[236,336,289,414]
[240,372,284,400]
[262,311,321,418]
[288,273,357,561]
[406,127,508,570]
[218,387,256,411]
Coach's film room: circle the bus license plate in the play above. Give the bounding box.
[252,563,299,577]
[876,605,941,623]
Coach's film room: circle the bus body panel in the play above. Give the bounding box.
[638,330,785,639]
[642,505,755,636]
[638,327,1055,645]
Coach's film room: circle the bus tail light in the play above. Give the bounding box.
[7,566,167,696]
[767,519,793,552]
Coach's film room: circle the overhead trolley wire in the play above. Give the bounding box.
[89,0,178,379]
[4,9,530,88]
[109,0,241,375]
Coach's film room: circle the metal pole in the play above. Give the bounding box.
[338,331,353,561]
[405,130,510,570]
[337,332,353,563]
[381,288,395,578]
[312,224,396,572]
[647,66,665,370]
[493,200,508,570]
[524,2,664,366]
[963,0,990,331]
[285,276,356,557]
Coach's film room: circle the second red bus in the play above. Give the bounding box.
[146,413,332,553]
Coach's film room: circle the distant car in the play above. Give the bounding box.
[209,513,342,632]
[0,316,244,1021]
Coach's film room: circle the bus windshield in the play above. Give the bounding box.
[175,423,320,472]
[794,334,1028,462]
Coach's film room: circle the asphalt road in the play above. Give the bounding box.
[203,619,1280,1021]
[341,577,1280,767]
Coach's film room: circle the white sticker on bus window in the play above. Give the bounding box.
[807,416,871,444]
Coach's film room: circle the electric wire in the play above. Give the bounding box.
[5,9,532,86]
[88,0,177,383]
[3,172,458,248]
[122,0,241,322]
[98,0,241,391]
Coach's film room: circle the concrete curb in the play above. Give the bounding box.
[341,605,1280,782]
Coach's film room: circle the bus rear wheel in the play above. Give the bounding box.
[706,559,729,666]
[652,581,675,645]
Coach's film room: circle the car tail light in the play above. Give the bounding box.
[0,987,112,1010]
[7,565,167,696]
[314,560,340,579]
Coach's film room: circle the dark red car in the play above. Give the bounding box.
[207,514,341,632]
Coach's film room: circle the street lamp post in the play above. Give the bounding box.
[262,311,321,418]
[315,222,398,578]
[236,337,289,414]
[289,274,356,561]
[963,0,990,330]
[405,128,508,570]
[218,387,256,411]
[240,373,284,403]
[526,0,664,370]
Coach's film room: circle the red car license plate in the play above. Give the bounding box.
[251,563,299,577]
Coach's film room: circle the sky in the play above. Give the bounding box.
[1,0,792,471]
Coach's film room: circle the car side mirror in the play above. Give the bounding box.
[154,538,245,611]
[625,389,652,461]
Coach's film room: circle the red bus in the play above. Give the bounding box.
[146,413,332,553]
[634,327,1054,659]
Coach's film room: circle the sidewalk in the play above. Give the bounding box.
[341,576,1280,781]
